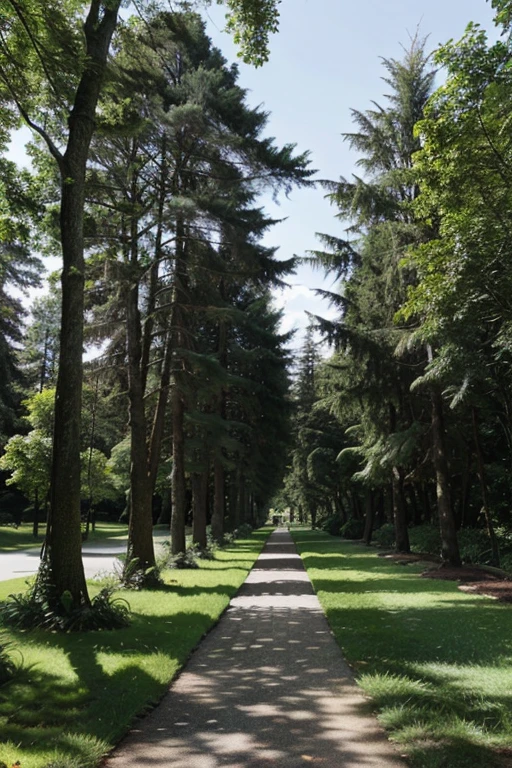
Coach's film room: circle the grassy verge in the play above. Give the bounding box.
[0,530,268,768]
[293,530,512,768]
[0,521,129,552]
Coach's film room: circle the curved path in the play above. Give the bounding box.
[105,529,405,767]
[0,543,125,582]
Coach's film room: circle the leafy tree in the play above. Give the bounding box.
[0,429,52,536]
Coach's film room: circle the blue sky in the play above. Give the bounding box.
[7,0,499,345]
[203,0,499,343]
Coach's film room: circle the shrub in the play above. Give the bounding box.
[372,522,395,548]
[409,524,441,556]
[340,518,365,540]
[458,527,494,565]
[234,523,253,539]
[0,512,15,527]
[1,562,130,632]
[119,558,163,589]
[169,550,199,569]
[321,515,342,536]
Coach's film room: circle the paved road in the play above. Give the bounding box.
[105,529,406,768]
[0,543,126,583]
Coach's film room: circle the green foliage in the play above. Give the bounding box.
[169,550,200,569]
[321,515,342,536]
[221,0,280,65]
[340,518,364,540]
[0,429,52,504]
[234,522,253,538]
[372,522,396,548]
[119,558,163,591]
[1,562,130,632]
[408,524,442,555]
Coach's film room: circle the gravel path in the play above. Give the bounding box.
[104,529,406,767]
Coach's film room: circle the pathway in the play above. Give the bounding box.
[0,543,125,582]
[105,529,405,767]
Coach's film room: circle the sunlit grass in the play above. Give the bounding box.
[293,530,512,768]
[0,530,268,768]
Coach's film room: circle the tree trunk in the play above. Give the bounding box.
[157,488,172,525]
[125,277,156,573]
[472,406,500,566]
[362,490,374,545]
[431,390,461,566]
[192,470,208,549]
[211,456,225,542]
[33,488,39,539]
[46,0,121,607]
[227,471,240,531]
[392,467,410,553]
[170,382,187,555]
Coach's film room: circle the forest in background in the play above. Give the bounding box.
[0,0,512,622]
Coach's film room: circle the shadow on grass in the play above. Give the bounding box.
[0,608,216,765]
[293,530,512,768]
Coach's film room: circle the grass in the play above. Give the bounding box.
[0,521,129,552]
[0,530,269,768]
[293,530,512,768]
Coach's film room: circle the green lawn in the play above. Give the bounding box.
[0,530,269,768]
[293,530,512,768]
[0,521,129,552]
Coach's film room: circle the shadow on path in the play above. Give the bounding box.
[104,530,406,768]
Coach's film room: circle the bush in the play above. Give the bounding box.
[234,523,253,539]
[458,527,494,565]
[169,550,199,569]
[0,512,15,527]
[372,522,395,548]
[119,557,163,589]
[321,515,342,536]
[340,518,365,540]
[409,524,441,556]
[1,562,131,632]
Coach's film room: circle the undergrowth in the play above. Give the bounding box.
[1,562,130,632]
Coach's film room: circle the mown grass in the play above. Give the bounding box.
[0,521,130,552]
[293,530,512,768]
[0,530,268,768]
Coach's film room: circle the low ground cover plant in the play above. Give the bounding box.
[0,530,268,768]
[293,529,512,768]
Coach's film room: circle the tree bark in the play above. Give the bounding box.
[392,467,410,552]
[192,470,209,549]
[46,0,121,606]
[431,390,461,566]
[211,455,225,542]
[125,276,156,573]
[362,490,374,545]
[472,406,500,566]
[170,381,187,555]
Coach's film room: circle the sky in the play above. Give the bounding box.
[7,0,499,347]
[202,0,499,344]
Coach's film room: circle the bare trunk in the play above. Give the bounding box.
[192,470,209,549]
[392,468,410,553]
[472,406,500,566]
[170,383,187,554]
[431,390,461,566]
[125,280,155,573]
[211,456,225,542]
[362,491,374,545]
[46,0,121,606]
